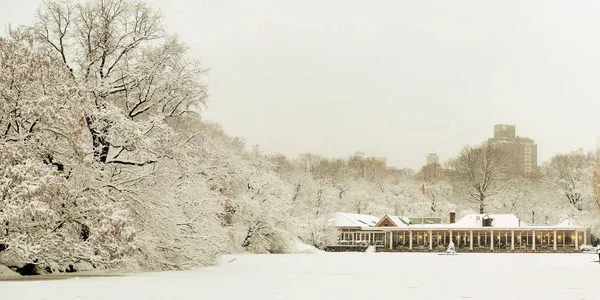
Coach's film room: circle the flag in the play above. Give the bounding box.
[421,184,426,196]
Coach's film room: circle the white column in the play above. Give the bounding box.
[429,230,433,251]
[477,232,481,248]
[519,232,522,248]
[532,230,536,251]
[409,230,413,250]
[511,230,515,251]
[389,231,393,250]
[553,230,557,251]
[575,230,579,251]
[490,230,494,251]
[470,230,473,251]
[584,230,587,245]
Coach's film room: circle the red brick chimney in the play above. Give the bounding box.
[449,211,456,224]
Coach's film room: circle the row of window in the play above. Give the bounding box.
[339,231,586,245]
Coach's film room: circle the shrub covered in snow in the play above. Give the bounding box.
[0,146,136,270]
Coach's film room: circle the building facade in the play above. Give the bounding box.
[328,212,591,253]
[487,124,538,175]
[569,148,585,156]
[426,152,439,165]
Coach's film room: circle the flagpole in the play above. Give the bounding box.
[422,184,426,227]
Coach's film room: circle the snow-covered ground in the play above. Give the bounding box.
[1,252,599,300]
[291,239,323,254]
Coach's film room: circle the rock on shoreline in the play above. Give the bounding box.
[0,264,21,278]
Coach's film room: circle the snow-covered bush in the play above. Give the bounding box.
[0,145,136,269]
[296,218,338,250]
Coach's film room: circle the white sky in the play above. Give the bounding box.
[2,0,600,169]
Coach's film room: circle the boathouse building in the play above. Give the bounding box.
[328,212,591,252]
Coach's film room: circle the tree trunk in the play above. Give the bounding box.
[241,228,253,248]
[86,116,110,163]
[479,198,485,214]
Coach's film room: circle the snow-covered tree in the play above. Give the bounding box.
[416,163,454,214]
[451,145,510,214]
[543,153,595,212]
[23,0,215,270]
[0,29,135,270]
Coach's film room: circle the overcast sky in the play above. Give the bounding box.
[3,0,600,170]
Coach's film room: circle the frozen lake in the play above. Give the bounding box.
[1,252,599,300]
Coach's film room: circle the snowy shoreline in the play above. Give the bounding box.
[0,265,127,282]
[0,241,322,281]
[3,250,597,281]
[4,248,595,282]
[0,272,124,282]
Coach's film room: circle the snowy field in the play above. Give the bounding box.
[1,252,599,300]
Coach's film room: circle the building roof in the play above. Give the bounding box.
[407,217,443,225]
[555,218,578,228]
[376,215,409,227]
[327,212,380,228]
[390,216,410,226]
[329,212,588,230]
[454,214,520,228]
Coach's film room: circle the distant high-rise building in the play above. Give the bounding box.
[374,157,388,166]
[352,152,387,167]
[487,124,538,175]
[426,152,440,165]
[569,148,585,156]
[493,124,516,139]
[354,151,366,158]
